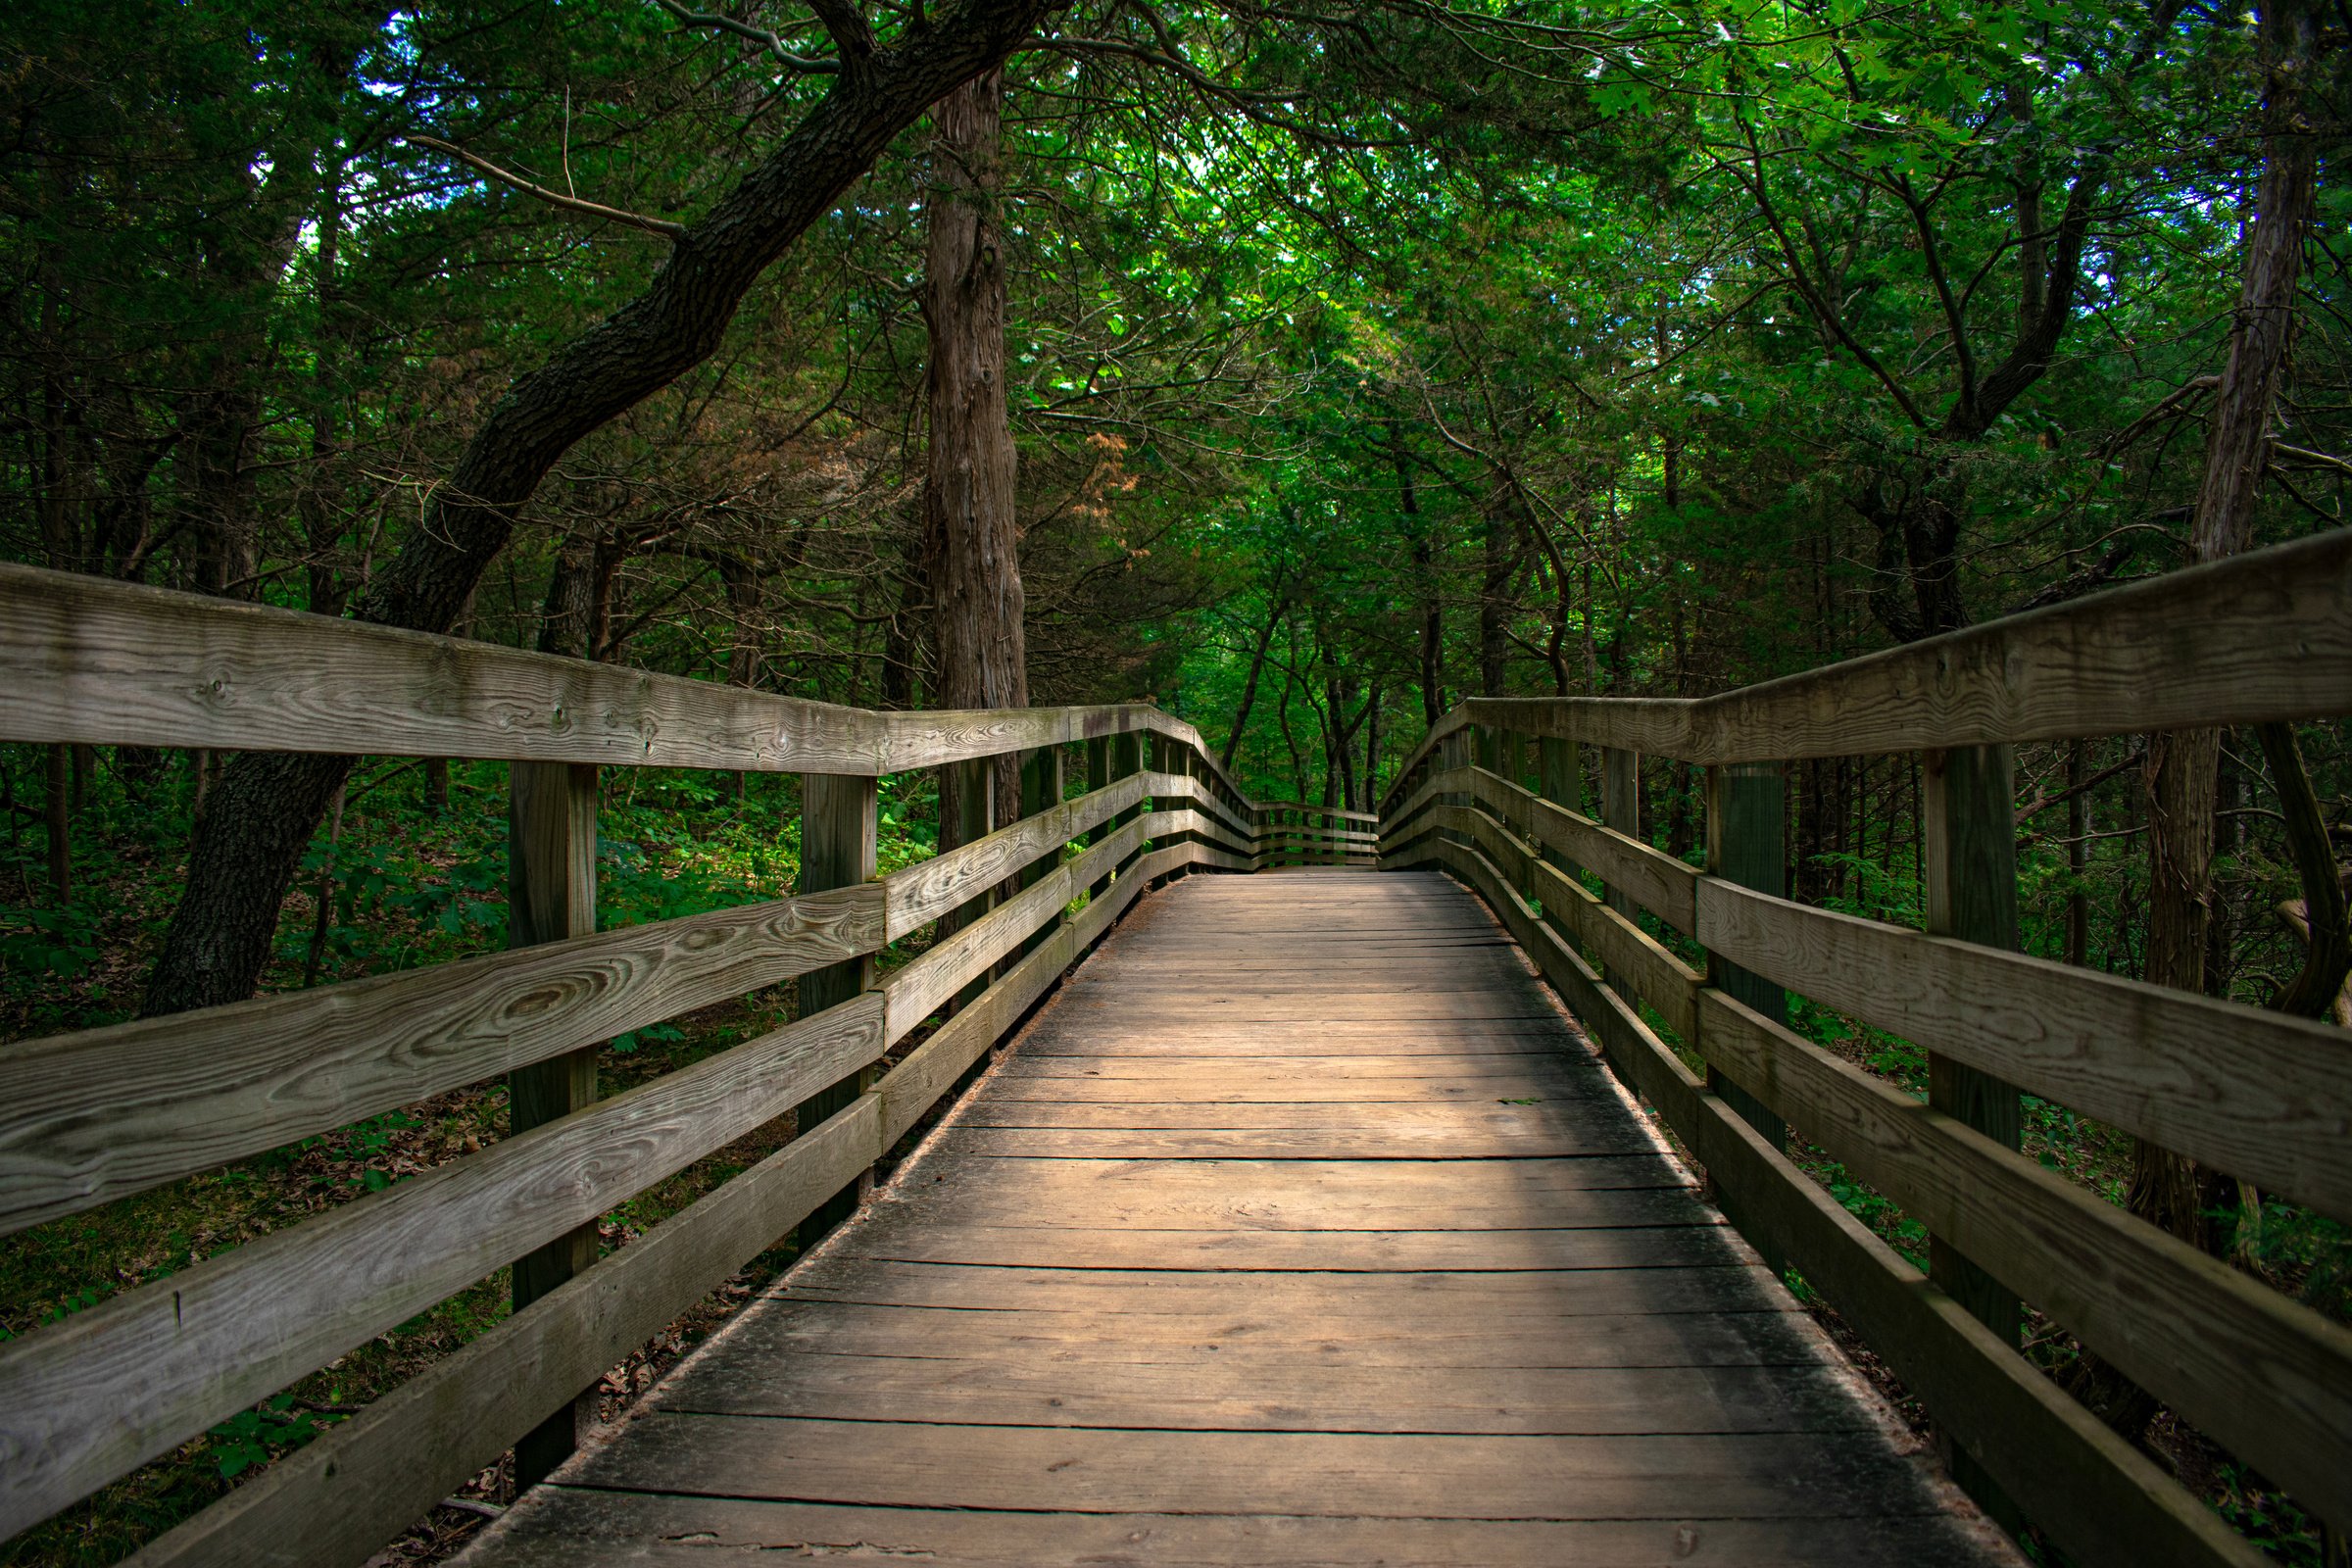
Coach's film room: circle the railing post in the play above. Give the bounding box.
[1085,736,1112,899]
[1537,734,1584,892]
[1703,760,1789,1277]
[1017,744,1064,957]
[1600,746,1639,923]
[941,758,994,1011]
[1920,742,2029,1531]
[1112,730,1145,883]
[793,771,878,1250]
[506,760,600,1491]
[1922,744,2024,1336]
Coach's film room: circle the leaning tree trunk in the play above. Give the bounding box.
[2070,0,2319,1439]
[139,2,1056,1017]
[924,67,1025,849]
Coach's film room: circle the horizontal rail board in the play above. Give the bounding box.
[886,776,1145,941]
[0,564,1242,782]
[0,993,887,1534]
[1411,836,2264,1568]
[1698,988,2352,1531]
[1693,880,2352,1221]
[1384,527,2352,803]
[125,815,1201,1567]
[122,1095,885,1568]
[0,885,883,1237]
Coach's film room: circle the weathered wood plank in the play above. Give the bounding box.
[710,1297,1830,1369]
[1383,528,2352,796]
[0,993,887,1537]
[121,1096,884,1568]
[1441,767,1697,931]
[659,1351,1881,1435]
[1433,840,2264,1568]
[793,772,880,1249]
[836,1216,1739,1272]
[778,1260,1780,1317]
[0,564,1273,784]
[1697,987,2352,1535]
[885,864,1074,1043]
[0,882,883,1237]
[469,1494,2016,1568]
[563,1416,1962,1520]
[1692,878,2352,1223]
[504,760,603,1488]
[887,773,1144,939]
[875,924,1078,1152]
[1920,743,2025,1382]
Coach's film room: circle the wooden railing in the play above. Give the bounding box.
[0,563,1318,1563]
[1252,801,1380,867]
[1378,526,2352,1568]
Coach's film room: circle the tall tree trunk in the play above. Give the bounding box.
[142,3,1055,1018]
[539,535,599,658]
[2134,0,2318,1247]
[924,67,1025,849]
[301,161,349,619]
[1222,589,1282,770]
[1391,428,1442,727]
[720,551,764,798]
[1479,493,1511,697]
[2066,741,2089,967]
[2073,0,2320,1438]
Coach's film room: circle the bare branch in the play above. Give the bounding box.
[405,134,686,238]
[651,0,843,73]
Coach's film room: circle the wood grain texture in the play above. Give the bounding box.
[1431,840,2263,1568]
[885,865,1073,1043]
[1381,528,2352,801]
[0,563,1258,783]
[0,993,887,1536]
[875,926,1077,1152]
[468,1494,2020,1568]
[457,869,2011,1568]
[563,1415,1958,1520]
[1693,878,2352,1222]
[504,760,604,1488]
[121,1097,884,1568]
[1406,766,1696,932]
[0,883,883,1237]
[887,773,1144,939]
[1696,987,2352,1534]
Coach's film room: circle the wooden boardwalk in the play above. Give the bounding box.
[465,870,2013,1567]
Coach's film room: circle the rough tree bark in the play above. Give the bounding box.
[924,66,1026,847]
[141,0,1060,1016]
[2133,0,2318,1245]
[2069,0,2320,1440]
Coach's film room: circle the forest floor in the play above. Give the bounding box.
[0,754,2344,1565]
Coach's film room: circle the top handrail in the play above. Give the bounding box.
[1381,526,2352,812]
[0,563,1254,805]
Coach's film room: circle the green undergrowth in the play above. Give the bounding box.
[0,747,954,1567]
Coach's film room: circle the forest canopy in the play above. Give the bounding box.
[3,1,2351,1562]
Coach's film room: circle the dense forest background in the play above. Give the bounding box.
[1,0,2349,1562]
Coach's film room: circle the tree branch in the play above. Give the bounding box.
[651,0,842,74]
[406,134,687,238]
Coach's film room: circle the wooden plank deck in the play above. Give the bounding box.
[462,870,2016,1567]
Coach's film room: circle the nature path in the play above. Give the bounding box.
[462,869,2012,1566]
